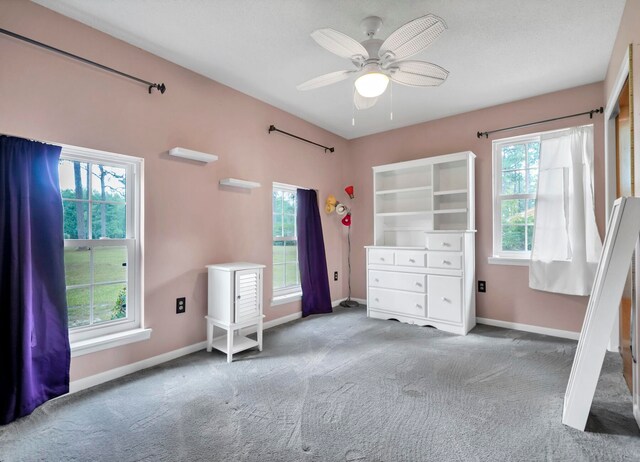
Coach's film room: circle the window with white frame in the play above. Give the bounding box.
[492,135,540,259]
[272,183,300,298]
[59,146,143,346]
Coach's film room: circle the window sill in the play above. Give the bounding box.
[488,256,530,267]
[271,292,302,307]
[70,328,152,358]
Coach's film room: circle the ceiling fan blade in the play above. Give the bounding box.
[354,91,378,110]
[311,28,369,60]
[390,61,449,87]
[296,70,356,91]
[379,14,446,62]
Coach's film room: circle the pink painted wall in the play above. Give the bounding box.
[0,0,627,383]
[0,0,349,381]
[347,83,605,333]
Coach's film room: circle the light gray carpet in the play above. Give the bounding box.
[2,306,640,461]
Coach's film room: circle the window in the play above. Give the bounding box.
[492,135,540,261]
[272,183,301,300]
[59,145,145,353]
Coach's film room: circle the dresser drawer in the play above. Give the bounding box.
[369,249,395,265]
[395,250,428,267]
[369,288,427,317]
[426,233,462,252]
[427,252,462,270]
[428,275,462,323]
[369,270,427,293]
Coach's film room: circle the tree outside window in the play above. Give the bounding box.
[272,184,300,296]
[59,154,137,333]
[493,137,540,257]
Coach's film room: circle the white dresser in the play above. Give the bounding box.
[366,152,476,335]
[205,262,265,362]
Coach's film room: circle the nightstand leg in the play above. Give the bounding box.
[227,329,233,363]
[258,318,263,352]
[206,320,213,353]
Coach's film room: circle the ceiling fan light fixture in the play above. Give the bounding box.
[355,71,389,98]
[299,14,449,110]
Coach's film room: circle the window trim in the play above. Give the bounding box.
[492,134,540,261]
[487,256,531,267]
[60,144,144,349]
[271,291,303,307]
[272,182,301,300]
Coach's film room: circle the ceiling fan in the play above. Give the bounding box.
[297,15,449,110]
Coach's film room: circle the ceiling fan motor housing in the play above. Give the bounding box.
[361,39,384,63]
[361,61,384,75]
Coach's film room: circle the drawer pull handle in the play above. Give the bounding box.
[375,298,379,302]
[409,258,415,263]
[442,242,450,247]
[380,257,385,261]
[374,279,379,282]
[415,304,422,309]
[415,282,422,287]
[441,297,450,302]
[443,260,451,265]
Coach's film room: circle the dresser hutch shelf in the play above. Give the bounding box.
[367,152,476,335]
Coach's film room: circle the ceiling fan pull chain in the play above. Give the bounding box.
[352,88,356,126]
[390,81,394,121]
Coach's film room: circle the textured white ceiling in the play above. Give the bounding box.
[33,0,625,139]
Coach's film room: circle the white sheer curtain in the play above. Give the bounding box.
[529,125,602,295]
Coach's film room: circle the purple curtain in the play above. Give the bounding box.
[0,136,70,425]
[296,189,332,317]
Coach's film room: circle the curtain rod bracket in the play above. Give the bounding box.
[0,27,166,95]
[268,125,335,153]
[477,106,604,139]
[149,83,166,94]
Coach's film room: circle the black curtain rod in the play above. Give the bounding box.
[477,107,604,139]
[268,125,334,153]
[0,28,166,94]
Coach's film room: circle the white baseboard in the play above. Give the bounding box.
[476,317,579,341]
[70,310,306,394]
[265,311,302,328]
[69,341,207,394]
[70,298,367,395]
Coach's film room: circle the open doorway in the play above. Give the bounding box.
[604,44,634,395]
[615,75,634,391]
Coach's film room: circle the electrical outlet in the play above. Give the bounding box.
[478,281,486,293]
[176,297,186,314]
[334,271,338,281]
